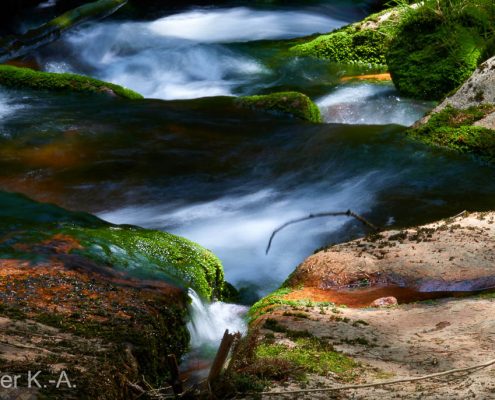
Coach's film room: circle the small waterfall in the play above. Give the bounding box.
[187,289,248,349]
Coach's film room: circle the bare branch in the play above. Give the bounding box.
[266,209,379,254]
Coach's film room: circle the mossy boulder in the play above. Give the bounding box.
[236,91,321,123]
[0,190,231,397]
[387,0,495,100]
[0,65,142,99]
[409,55,495,160]
[0,191,225,300]
[408,105,495,162]
[387,14,484,100]
[289,6,404,67]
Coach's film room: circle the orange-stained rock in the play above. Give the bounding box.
[340,73,392,82]
[0,192,206,399]
[287,211,495,293]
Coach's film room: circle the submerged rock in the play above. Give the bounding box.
[236,91,321,123]
[0,65,142,99]
[0,190,228,397]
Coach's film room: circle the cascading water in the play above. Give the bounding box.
[100,175,380,295]
[37,7,347,100]
[187,289,248,349]
[0,90,23,123]
[317,83,432,126]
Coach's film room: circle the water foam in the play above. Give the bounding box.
[318,84,431,126]
[148,7,344,43]
[0,90,23,124]
[40,7,345,99]
[187,289,247,349]
[99,173,380,295]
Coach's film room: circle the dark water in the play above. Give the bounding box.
[0,88,494,294]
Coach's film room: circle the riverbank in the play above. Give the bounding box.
[229,211,495,398]
[251,295,495,399]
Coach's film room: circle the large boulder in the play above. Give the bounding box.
[0,190,227,397]
[387,0,494,100]
[286,211,495,293]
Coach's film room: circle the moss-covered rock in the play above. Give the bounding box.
[0,191,225,300]
[236,91,321,123]
[289,6,404,67]
[387,13,484,100]
[407,105,495,162]
[0,65,143,99]
[386,0,495,100]
[0,190,233,397]
[0,191,216,397]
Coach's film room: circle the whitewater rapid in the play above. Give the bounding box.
[317,84,432,126]
[42,7,345,99]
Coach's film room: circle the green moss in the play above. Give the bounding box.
[66,225,225,299]
[248,288,337,322]
[387,14,484,100]
[0,65,143,99]
[256,337,358,379]
[290,7,401,67]
[0,191,225,300]
[408,105,495,162]
[248,288,294,322]
[236,91,321,123]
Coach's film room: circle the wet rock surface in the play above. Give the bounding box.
[287,211,495,293]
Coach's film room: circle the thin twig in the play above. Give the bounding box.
[266,209,379,254]
[259,358,495,395]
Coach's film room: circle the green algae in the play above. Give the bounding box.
[0,65,143,99]
[237,91,321,123]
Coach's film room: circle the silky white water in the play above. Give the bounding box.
[99,171,388,296]
[147,8,344,43]
[41,7,346,99]
[0,90,24,137]
[317,84,432,126]
[187,289,248,349]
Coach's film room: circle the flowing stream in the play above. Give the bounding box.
[3,0,495,357]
